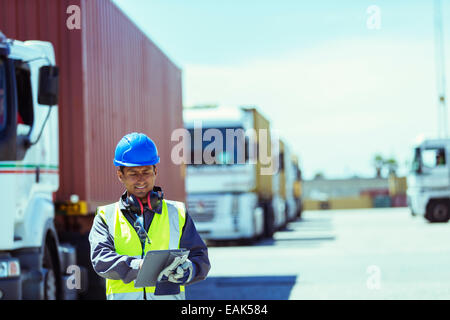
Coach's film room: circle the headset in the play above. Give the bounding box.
[126,187,164,216]
[125,187,164,245]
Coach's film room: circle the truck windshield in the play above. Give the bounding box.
[0,59,6,133]
[411,147,446,173]
[187,127,249,165]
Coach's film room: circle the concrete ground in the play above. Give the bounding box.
[187,208,450,300]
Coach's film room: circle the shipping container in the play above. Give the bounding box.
[328,196,372,210]
[388,176,408,196]
[373,195,392,208]
[391,194,407,207]
[360,188,389,198]
[292,154,302,199]
[0,0,185,212]
[251,107,273,199]
[303,199,322,211]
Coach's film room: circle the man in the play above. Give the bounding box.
[89,132,210,300]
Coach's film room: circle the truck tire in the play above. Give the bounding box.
[425,200,450,223]
[263,202,275,239]
[43,240,58,300]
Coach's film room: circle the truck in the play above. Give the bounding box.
[271,137,286,231]
[407,137,450,222]
[291,154,304,220]
[0,32,80,300]
[279,139,299,224]
[183,105,290,241]
[0,0,184,300]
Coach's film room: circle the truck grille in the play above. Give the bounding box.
[187,199,216,223]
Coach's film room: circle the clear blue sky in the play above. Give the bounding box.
[112,0,450,180]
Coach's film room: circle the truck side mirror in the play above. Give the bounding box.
[38,65,59,106]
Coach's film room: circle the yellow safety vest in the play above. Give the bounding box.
[96,199,187,300]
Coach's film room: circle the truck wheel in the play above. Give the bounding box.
[426,201,450,223]
[263,202,275,238]
[43,240,59,300]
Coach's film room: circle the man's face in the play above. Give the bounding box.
[117,165,157,200]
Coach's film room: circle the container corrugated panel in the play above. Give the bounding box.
[251,108,273,199]
[0,0,185,212]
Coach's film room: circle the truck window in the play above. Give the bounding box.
[0,59,6,132]
[422,148,446,169]
[15,63,33,127]
[188,127,248,165]
[436,149,446,166]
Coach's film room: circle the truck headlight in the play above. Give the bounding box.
[0,259,20,278]
[0,262,7,278]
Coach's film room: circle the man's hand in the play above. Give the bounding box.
[171,259,195,284]
[157,256,186,282]
[165,259,195,284]
[156,255,195,284]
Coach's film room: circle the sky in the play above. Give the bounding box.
[112,0,450,180]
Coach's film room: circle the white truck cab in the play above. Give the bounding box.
[183,106,280,241]
[0,33,76,300]
[407,137,450,222]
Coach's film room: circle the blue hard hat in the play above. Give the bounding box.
[113,132,160,167]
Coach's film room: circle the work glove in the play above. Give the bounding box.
[157,256,195,284]
[157,255,186,282]
[169,259,195,284]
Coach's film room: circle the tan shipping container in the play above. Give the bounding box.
[292,154,302,198]
[303,199,322,211]
[328,196,372,210]
[248,107,273,199]
[388,176,408,196]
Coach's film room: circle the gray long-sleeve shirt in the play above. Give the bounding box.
[88,188,211,290]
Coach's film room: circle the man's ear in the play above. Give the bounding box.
[117,168,124,183]
[154,165,158,176]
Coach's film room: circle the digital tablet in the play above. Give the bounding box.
[134,249,190,288]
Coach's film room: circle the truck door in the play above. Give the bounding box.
[0,57,18,160]
[420,146,449,190]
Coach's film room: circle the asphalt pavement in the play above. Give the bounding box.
[187,208,450,300]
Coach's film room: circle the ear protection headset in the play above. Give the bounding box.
[126,188,164,216]
[127,193,151,216]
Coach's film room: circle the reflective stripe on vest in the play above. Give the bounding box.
[96,199,187,300]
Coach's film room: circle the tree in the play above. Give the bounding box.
[372,154,399,178]
[373,154,384,178]
[384,157,398,177]
[313,171,325,180]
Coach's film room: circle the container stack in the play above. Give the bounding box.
[388,176,408,207]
